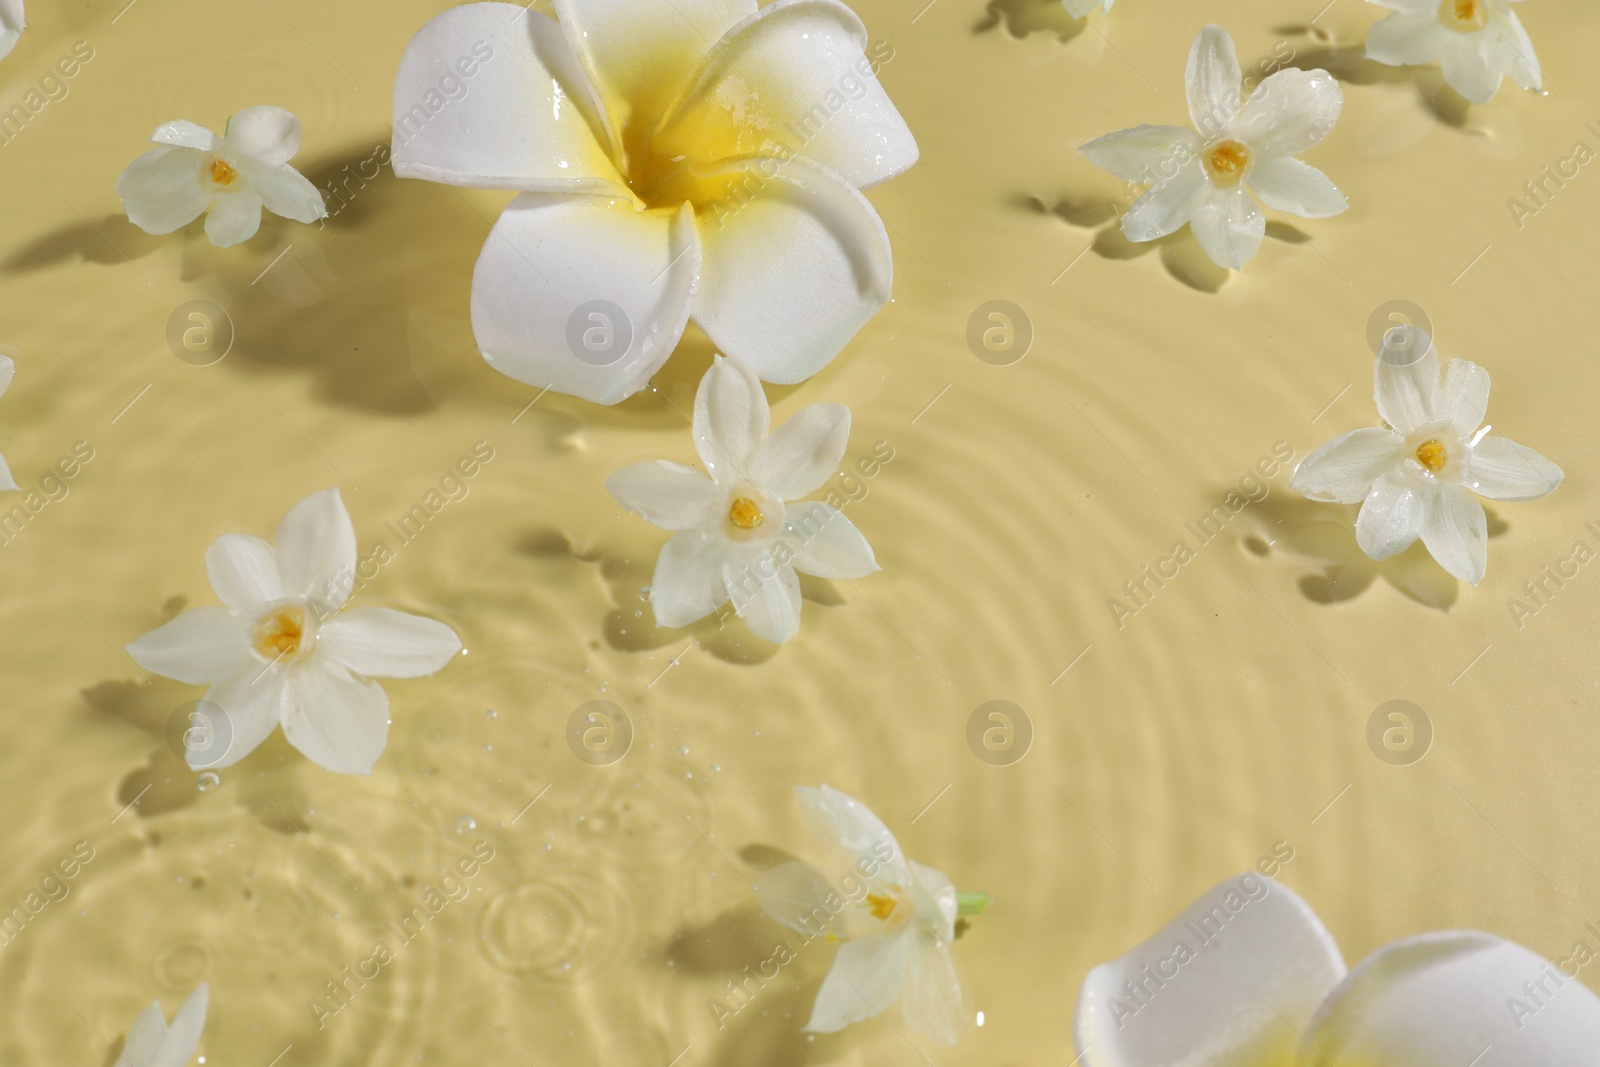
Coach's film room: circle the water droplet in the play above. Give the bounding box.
[197,772,220,792]
[676,745,690,756]
[456,816,477,834]
[640,586,651,600]
[485,708,498,719]
[710,763,722,773]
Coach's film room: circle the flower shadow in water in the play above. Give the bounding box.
[1013,191,1239,293]
[1273,24,1479,129]
[1240,494,1508,610]
[973,0,1089,43]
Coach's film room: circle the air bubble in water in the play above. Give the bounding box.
[197,772,220,792]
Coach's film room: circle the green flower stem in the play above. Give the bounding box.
[956,892,990,916]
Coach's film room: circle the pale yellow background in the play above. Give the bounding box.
[0,0,1596,1063]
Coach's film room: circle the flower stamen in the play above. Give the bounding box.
[252,605,311,661]
[209,157,239,187]
[1203,140,1253,186]
[866,892,901,922]
[728,497,764,530]
[1415,439,1448,472]
[1439,0,1488,31]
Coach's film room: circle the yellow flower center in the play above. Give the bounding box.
[1414,439,1448,472]
[727,497,764,530]
[866,892,900,922]
[1204,140,1253,186]
[252,605,311,662]
[209,157,239,187]
[1439,0,1488,30]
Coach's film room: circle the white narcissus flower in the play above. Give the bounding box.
[1292,327,1561,586]
[1062,0,1114,18]
[116,984,208,1067]
[1075,874,1600,1066]
[116,107,327,248]
[0,355,16,491]
[1081,25,1347,269]
[0,0,23,61]
[755,785,976,1045]
[1366,0,1541,105]
[126,489,462,775]
[391,0,917,405]
[606,355,879,644]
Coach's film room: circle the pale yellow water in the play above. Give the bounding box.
[1,0,1598,1064]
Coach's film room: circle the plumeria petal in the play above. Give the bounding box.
[205,533,282,613]
[318,608,462,679]
[224,106,301,166]
[1437,358,1490,437]
[1291,428,1405,503]
[806,935,907,1033]
[1356,471,1424,560]
[204,189,264,247]
[901,926,965,1046]
[1080,125,1199,186]
[724,551,801,643]
[472,195,701,405]
[1364,11,1451,66]
[658,0,918,190]
[751,403,850,500]
[693,354,770,484]
[1467,435,1563,501]
[151,120,221,152]
[392,4,621,191]
[1186,25,1243,140]
[692,155,892,386]
[1374,328,1440,435]
[1074,875,1346,1067]
[116,148,211,236]
[199,668,292,770]
[1440,31,1503,104]
[1303,932,1600,1065]
[1420,482,1487,584]
[117,1003,169,1067]
[155,984,209,1067]
[1121,158,1210,242]
[784,501,879,578]
[1234,68,1343,157]
[650,529,731,627]
[275,489,357,609]
[1248,156,1347,217]
[244,164,327,224]
[283,662,389,775]
[1188,185,1264,269]
[754,860,843,937]
[606,461,719,530]
[126,608,252,686]
[796,784,911,884]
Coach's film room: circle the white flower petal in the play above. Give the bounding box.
[472,195,700,405]
[0,353,13,398]
[117,1002,168,1067]
[692,155,892,386]
[1440,30,1503,104]
[901,925,965,1046]
[1292,428,1405,503]
[1073,875,1345,1067]
[1437,358,1489,437]
[126,608,252,686]
[552,0,755,135]
[206,533,282,613]
[724,551,801,643]
[1489,4,1541,90]
[1364,11,1450,66]
[1467,435,1563,501]
[910,859,959,937]
[0,0,21,62]
[650,529,731,627]
[1420,482,1487,585]
[283,662,389,775]
[1234,68,1343,157]
[198,669,292,770]
[693,354,770,484]
[796,784,911,883]
[392,4,621,191]
[751,404,849,499]
[1356,470,1424,560]
[607,461,718,530]
[1186,25,1243,140]
[204,189,264,247]
[224,106,301,166]
[275,488,357,610]
[1189,186,1265,269]
[1121,158,1210,242]
[1248,156,1347,218]
[1061,0,1109,16]
[754,860,842,936]
[1080,125,1199,185]
[807,935,908,1033]
[319,608,462,679]
[154,984,209,1067]
[151,120,221,152]
[1374,329,1440,435]
[0,452,15,493]
[784,501,879,578]
[244,164,327,224]
[659,0,918,189]
[117,148,210,236]
[1304,932,1600,1066]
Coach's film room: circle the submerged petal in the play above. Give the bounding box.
[754,860,843,937]
[203,189,265,247]
[117,148,210,236]
[1364,11,1451,66]
[1419,482,1488,585]
[693,354,770,484]
[783,501,879,578]
[275,488,357,609]
[1074,875,1346,1067]
[283,662,390,775]
[1292,428,1405,503]
[692,155,892,386]
[1467,435,1563,501]
[795,784,910,883]
[117,1003,169,1067]
[724,550,801,643]
[472,195,701,405]
[126,608,252,687]
[1188,185,1265,269]
[319,607,462,679]
[751,403,850,500]
[1080,125,1199,186]
[1248,156,1347,218]
[650,529,731,627]
[1186,25,1244,140]
[806,935,908,1033]
[1355,470,1424,560]
[1234,68,1343,157]
[901,924,966,1046]
[224,106,301,166]
[157,984,209,1067]
[606,461,719,530]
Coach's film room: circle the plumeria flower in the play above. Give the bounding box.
[116,107,327,248]
[0,0,23,61]
[1081,25,1346,269]
[1075,873,1600,1066]
[1292,327,1561,585]
[391,0,916,405]
[1062,0,1114,17]
[0,356,16,492]
[606,355,878,644]
[116,984,208,1067]
[1366,0,1541,105]
[755,785,984,1045]
[126,489,462,775]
